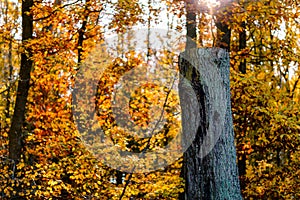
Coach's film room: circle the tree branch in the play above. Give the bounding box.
[33,0,80,21]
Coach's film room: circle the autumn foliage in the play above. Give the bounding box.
[0,0,299,199]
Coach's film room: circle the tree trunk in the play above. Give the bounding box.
[179,48,242,200]
[237,21,247,192]
[77,0,90,64]
[185,0,197,49]
[239,21,246,74]
[214,0,233,51]
[8,0,33,161]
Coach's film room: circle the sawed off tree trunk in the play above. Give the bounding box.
[179,48,242,200]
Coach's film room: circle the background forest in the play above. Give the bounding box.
[0,0,299,199]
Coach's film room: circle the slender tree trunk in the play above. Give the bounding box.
[5,39,13,120]
[238,21,247,192]
[239,21,246,74]
[179,48,242,200]
[215,21,231,51]
[214,0,233,51]
[4,0,14,122]
[77,0,90,64]
[185,0,197,49]
[8,0,33,161]
[116,170,123,185]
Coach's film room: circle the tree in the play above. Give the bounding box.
[179,1,242,199]
[8,0,33,161]
[0,0,19,131]
[230,0,300,198]
[179,48,242,199]
[0,0,299,199]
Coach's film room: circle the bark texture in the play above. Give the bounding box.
[179,48,242,200]
[8,0,33,160]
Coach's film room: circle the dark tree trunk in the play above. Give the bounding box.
[237,21,247,192]
[3,0,14,121]
[77,0,90,64]
[215,21,231,51]
[8,0,33,161]
[116,170,124,185]
[5,39,13,120]
[185,0,197,49]
[214,0,233,51]
[239,21,246,74]
[179,48,242,200]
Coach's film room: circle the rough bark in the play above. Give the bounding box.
[8,0,33,161]
[179,48,242,200]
